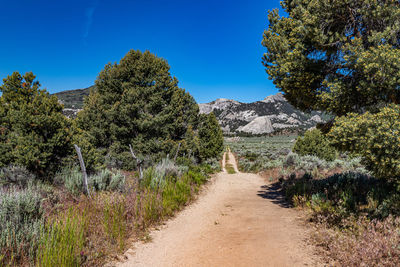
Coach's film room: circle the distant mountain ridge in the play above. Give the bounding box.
[53,87,327,134]
[199,93,327,135]
[53,86,93,109]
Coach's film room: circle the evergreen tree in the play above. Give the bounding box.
[76,50,201,165]
[198,113,224,160]
[0,72,71,177]
[262,0,400,115]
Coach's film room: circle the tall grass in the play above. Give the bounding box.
[36,208,86,267]
[103,197,127,252]
[0,157,217,266]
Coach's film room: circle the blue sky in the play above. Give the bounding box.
[0,0,282,103]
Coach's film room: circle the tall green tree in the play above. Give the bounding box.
[262,0,400,115]
[198,113,224,160]
[76,50,200,164]
[0,72,71,177]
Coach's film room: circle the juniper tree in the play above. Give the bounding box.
[198,113,224,160]
[0,72,71,177]
[76,50,201,165]
[262,0,400,115]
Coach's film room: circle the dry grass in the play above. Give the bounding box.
[312,216,400,266]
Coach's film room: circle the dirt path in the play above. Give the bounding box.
[116,152,320,267]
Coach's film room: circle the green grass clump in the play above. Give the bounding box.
[225,164,236,174]
[37,208,86,267]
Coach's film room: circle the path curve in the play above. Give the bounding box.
[116,152,320,267]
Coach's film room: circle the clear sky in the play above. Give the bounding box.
[0,0,282,103]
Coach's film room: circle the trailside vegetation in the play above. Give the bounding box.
[293,129,336,161]
[0,50,224,266]
[329,105,400,180]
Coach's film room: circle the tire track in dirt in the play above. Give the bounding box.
[116,152,320,267]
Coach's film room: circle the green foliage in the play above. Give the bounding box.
[198,113,224,160]
[293,129,336,161]
[0,184,43,264]
[37,208,86,267]
[57,166,126,196]
[58,166,84,196]
[262,0,400,115]
[283,172,400,221]
[225,164,236,174]
[76,50,201,165]
[0,165,35,187]
[0,72,72,177]
[70,124,103,171]
[162,176,192,216]
[140,161,210,217]
[329,104,400,180]
[142,158,187,189]
[91,169,125,192]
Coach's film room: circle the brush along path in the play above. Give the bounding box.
[117,152,319,267]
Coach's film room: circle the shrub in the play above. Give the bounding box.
[57,166,83,196]
[91,169,125,192]
[57,167,126,196]
[0,165,35,187]
[284,153,299,168]
[293,129,336,161]
[0,184,43,264]
[330,104,400,180]
[142,158,186,189]
[202,158,221,173]
[283,171,399,220]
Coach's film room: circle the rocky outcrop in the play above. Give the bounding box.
[237,116,274,134]
[199,93,327,135]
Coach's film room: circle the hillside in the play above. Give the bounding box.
[53,86,93,109]
[199,93,328,135]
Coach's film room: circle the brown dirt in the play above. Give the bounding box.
[115,152,321,267]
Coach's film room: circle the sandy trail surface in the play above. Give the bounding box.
[116,152,320,267]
